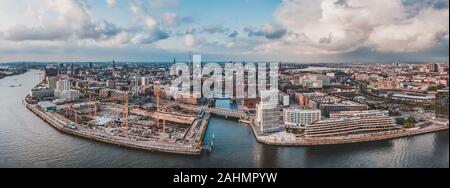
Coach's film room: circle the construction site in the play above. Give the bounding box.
[27,82,211,155]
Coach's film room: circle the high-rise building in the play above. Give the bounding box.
[140,77,148,87]
[436,89,449,119]
[279,92,290,106]
[54,78,80,101]
[256,90,280,133]
[47,77,57,89]
[56,79,70,92]
[44,68,58,77]
[134,74,139,99]
[428,63,439,72]
[284,109,321,127]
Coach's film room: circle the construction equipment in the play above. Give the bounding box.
[89,94,97,124]
[123,94,129,137]
[154,84,166,138]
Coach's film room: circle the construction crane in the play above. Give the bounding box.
[123,93,129,138]
[89,94,97,125]
[154,84,166,137]
[103,90,130,138]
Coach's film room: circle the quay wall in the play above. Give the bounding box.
[26,103,202,155]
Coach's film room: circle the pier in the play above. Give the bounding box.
[26,103,209,155]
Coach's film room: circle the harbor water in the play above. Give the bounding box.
[0,70,448,168]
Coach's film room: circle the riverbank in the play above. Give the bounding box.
[251,120,449,146]
[0,70,27,80]
[25,102,209,155]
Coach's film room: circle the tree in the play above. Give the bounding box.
[403,118,416,129]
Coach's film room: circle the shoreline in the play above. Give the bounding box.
[27,98,448,152]
[250,121,449,146]
[25,102,208,155]
[0,70,27,80]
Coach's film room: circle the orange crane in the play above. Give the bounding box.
[104,91,129,138]
[155,84,166,136]
[123,93,129,137]
[89,94,97,125]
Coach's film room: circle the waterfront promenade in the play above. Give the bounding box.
[250,120,449,146]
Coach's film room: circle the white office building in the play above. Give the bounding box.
[256,90,280,133]
[54,79,80,101]
[284,109,321,127]
[279,92,290,107]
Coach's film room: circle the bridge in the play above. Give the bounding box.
[207,108,246,119]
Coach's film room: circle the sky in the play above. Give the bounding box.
[0,0,448,63]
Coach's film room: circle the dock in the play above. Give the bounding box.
[26,103,209,155]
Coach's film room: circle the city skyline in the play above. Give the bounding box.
[0,0,449,63]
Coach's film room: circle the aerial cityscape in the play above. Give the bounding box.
[0,0,448,169]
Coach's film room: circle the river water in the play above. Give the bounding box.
[0,70,448,168]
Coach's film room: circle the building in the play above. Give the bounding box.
[297,92,368,117]
[284,109,321,127]
[44,68,58,77]
[54,79,80,101]
[100,89,130,101]
[296,74,332,89]
[353,73,369,81]
[306,112,396,138]
[330,110,390,119]
[279,91,290,107]
[436,89,449,119]
[140,77,148,86]
[320,102,368,118]
[256,90,280,133]
[47,77,57,89]
[428,63,439,73]
[30,87,54,99]
[38,101,57,112]
[175,92,199,105]
[106,79,116,89]
[56,79,70,92]
[294,92,316,108]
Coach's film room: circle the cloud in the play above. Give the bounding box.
[202,25,230,34]
[184,34,196,47]
[1,0,169,45]
[252,0,449,54]
[106,0,117,8]
[130,30,169,44]
[228,31,239,38]
[161,12,193,26]
[368,7,449,52]
[3,0,113,41]
[245,23,287,40]
[149,0,179,9]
